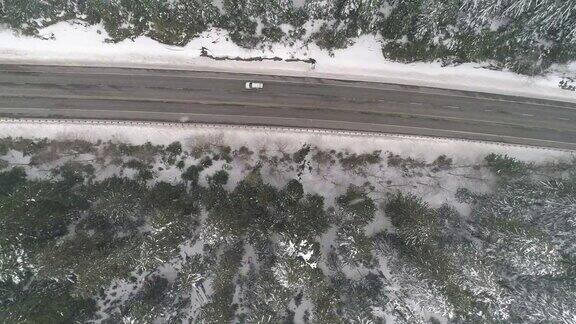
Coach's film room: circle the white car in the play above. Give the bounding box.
[245,82,264,90]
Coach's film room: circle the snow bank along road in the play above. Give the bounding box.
[0,64,575,150]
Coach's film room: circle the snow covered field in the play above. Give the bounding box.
[1,21,575,102]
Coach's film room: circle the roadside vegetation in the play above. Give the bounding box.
[0,135,574,323]
[1,0,575,75]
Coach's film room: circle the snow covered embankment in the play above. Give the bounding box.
[0,21,575,103]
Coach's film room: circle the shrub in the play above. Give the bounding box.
[200,156,213,168]
[313,23,351,50]
[166,142,182,156]
[141,275,169,304]
[285,179,304,201]
[293,145,311,164]
[485,153,528,177]
[1,277,97,323]
[385,192,477,316]
[336,186,376,225]
[262,25,285,42]
[0,180,85,249]
[80,177,146,235]
[385,192,440,249]
[145,181,191,211]
[0,137,49,156]
[54,162,95,186]
[339,151,382,171]
[208,170,229,186]
[201,243,244,322]
[182,165,204,184]
[0,167,27,196]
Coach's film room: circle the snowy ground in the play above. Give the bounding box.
[0,21,575,102]
[0,119,569,163]
[1,118,572,209]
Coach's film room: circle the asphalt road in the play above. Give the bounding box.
[0,64,575,150]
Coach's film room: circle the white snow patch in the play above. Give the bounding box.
[279,239,317,268]
[1,149,31,165]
